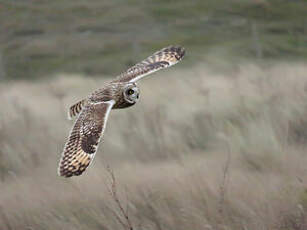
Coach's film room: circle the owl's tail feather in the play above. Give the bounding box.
[68,99,85,120]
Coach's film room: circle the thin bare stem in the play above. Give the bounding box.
[105,164,134,230]
[218,140,232,215]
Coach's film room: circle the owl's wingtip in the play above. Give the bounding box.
[165,45,185,61]
[174,46,185,61]
[57,165,74,178]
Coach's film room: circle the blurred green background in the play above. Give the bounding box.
[1,0,306,80]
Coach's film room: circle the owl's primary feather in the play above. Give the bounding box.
[58,45,185,177]
[58,100,115,177]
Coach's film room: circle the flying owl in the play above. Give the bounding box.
[58,46,185,177]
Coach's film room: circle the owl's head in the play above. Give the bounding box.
[123,84,140,104]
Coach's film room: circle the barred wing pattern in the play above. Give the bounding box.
[67,99,85,120]
[114,46,185,83]
[58,100,115,177]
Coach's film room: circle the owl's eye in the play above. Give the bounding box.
[128,89,134,95]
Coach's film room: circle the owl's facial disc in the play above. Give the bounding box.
[124,86,140,103]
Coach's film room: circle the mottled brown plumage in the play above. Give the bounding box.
[58,45,185,177]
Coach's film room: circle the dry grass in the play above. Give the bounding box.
[1,62,307,229]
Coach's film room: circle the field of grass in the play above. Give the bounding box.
[0,0,307,80]
[1,62,307,229]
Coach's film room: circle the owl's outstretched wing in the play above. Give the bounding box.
[58,100,115,177]
[114,45,185,83]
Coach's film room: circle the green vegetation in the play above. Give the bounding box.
[0,0,306,80]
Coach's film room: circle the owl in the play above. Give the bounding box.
[58,46,185,177]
